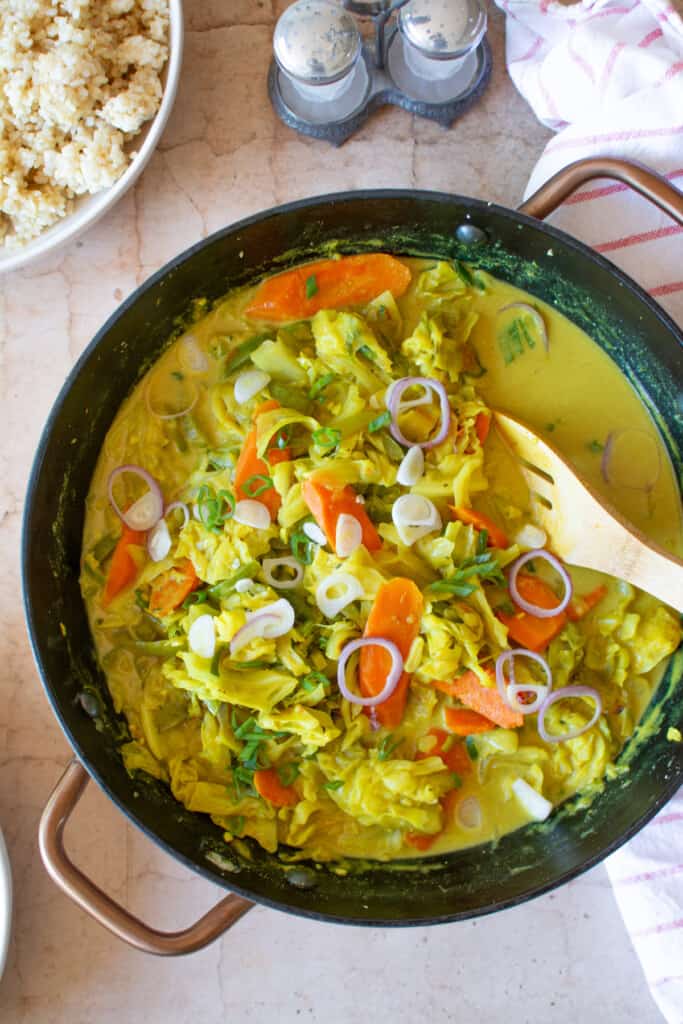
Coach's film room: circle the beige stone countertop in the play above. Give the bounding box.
[0,3,666,1022]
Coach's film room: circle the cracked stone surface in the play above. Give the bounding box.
[0,3,664,1022]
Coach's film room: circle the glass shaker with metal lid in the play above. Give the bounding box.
[273,0,369,122]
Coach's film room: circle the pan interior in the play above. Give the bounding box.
[23,191,683,925]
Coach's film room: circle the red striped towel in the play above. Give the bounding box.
[497,0,683,324]
[495,1,683,1019]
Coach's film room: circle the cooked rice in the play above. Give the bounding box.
[0,0,169,249]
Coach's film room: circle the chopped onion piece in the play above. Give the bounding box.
[188,614,216,659]
[336,513,362,557]
[147,519,171,562]
[495,649,551,714]
[234,369,271,404]
[498,302,548,352]
[392,493,441,546]
[396,445,425,487]
[229,598,295,654]
[233,499,271,530]
[303,521,327,547]
[263,556,303,590]
[601,428,661,492]
[316,572,363,618]
[336,637,403,707]
[457,796,482,830]
[165,501,190,529]
[513,524,547,550]
[538,685,602,743]
[509,549,572,618]
[108,464,164,531]
[234,578,254,594]
[512,778,553,821]
[178,334,209,374]
[387,377,451,450]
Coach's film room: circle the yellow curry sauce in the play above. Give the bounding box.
[80,256,682,862]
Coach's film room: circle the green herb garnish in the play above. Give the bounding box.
[134,588,148,611]
[232,658,274,669]
[206,561,260,602]
[226,815,245,836]
[242,474,273,497]
[171,370,184,381]
[197,485,235,532]
[368,410,392,433]
[230,714,290,796]
[277,762,300,786]
[451,772,463,788]
[377,734,401,761]
[312,427,341,448]
[305,274,318,299]
[428,549,505,598]
[301,671,330,693]
[309,372,336,400]
[465,736,479,761]
[498,316,536,366]
[291,530,315,565]
[182,588,209,609]
[224,332,271,376]
[323,779,344,791]
[587,439,604,453]
[357,343,376,361]
[454,260,475,286]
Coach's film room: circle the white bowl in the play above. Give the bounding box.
[0,828,11,980]
[0,0,184,275]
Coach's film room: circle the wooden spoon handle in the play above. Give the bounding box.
[603,530,683,613]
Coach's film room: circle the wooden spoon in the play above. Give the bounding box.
[493,410,683,612]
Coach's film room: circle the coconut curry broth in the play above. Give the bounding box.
[81,256,682,861]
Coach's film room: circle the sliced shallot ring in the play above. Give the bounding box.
[336,513,362,557]
[387,377,451,450]
[508,549,572,618]
[145,377,198,420]
[234,369,271,404]
[392,493,441,547]
[233,499,271,530]
[188,614,216,659]
[165,501,190,528]
[303,521,327,547]
[495,649,551,714]
[498,303,548,352]
[262,556,304,590]
[178,334,209,374]
[147,518,171,562]
[537,685,602,743]
[600,428,662,492]
[457,796,482,830]
[336,637,403,707]
[229,598,295,654]
[316,572,363,618]
[108,464,164,531]
[396,445,425,487]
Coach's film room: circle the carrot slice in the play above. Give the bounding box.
[149,559,200,617]
[567,584,608,622]
[359,578,423,728]
[416,728,472,775]
[102,524,146,606]
[253,768,298,807]
[475,411,491,446]
[449,507,509,549]
[444,707,497,735]
[448,668,523,729]
[245,254,412,322]
[234,399,289,519]
[302,477,381,554]
[498,574,567,652]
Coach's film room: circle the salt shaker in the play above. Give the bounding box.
[399,0,487,80]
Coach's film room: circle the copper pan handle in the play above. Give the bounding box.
[519,157,683,225]
[39,760,254,955]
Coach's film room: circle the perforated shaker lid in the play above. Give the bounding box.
[399,0,487,60]
[274,0,362,84]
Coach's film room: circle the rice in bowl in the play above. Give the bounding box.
[0,0,169,249]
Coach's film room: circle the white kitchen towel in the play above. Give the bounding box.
[493,1,683,1020]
